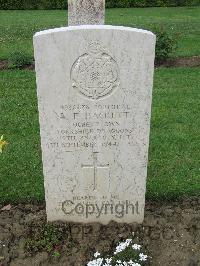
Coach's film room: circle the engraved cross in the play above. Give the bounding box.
[81,152,109,191]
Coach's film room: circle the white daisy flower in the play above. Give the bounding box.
[139,253,148,261]
[87,258,103,266]
[132,244,141,250]
[114,239,132,254]
[94,252,101,258]
[105,258,112,263]
[125,239,132,246]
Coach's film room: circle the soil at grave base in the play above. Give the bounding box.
[0,197,200,266]
[0,56,200,71]
[155,55,200,68]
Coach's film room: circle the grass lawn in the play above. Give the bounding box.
[0,6,200,60]
[0,67,199,204]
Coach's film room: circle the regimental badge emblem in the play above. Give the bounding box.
[71,42,120,100]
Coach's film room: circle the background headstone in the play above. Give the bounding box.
[68,0,105,26]
[34,25,156,224]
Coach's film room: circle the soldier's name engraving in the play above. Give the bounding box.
[72,111,130,120]
[58,104,131,121]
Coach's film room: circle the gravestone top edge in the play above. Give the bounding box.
[34,25,156,39]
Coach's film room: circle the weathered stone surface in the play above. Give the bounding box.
[34,25,156,224]
[68,0,105,26]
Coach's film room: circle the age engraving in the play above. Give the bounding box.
[71,42,120,100]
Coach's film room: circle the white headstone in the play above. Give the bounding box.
[68,0,105,26]
[34,25,155,224]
